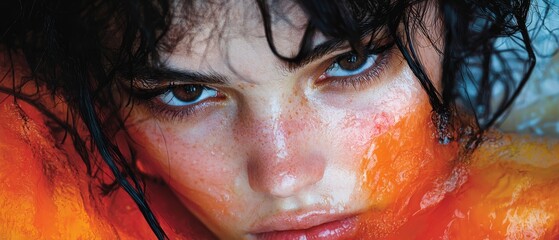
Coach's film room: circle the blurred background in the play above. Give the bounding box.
[496,1,559,137]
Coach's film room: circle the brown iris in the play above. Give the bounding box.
[172,85,204,102]
[337,52,367,71]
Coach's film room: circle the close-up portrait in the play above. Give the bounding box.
[1,0,559,239]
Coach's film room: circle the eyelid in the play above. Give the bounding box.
[315,44,395,91]
[134,84,226,121]
[125,66,229,93]
[158,86,220,107]
[324,53,378,78]
[131,78,220,91]
[127,79,223,100]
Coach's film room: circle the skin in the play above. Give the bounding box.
[123,1,454,238]
[0,1,556,239]
[117,1,559,239]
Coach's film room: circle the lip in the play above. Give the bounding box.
[251,212,358,240]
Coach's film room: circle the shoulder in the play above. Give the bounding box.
[457,132,559,239]
[0,99,131,239]
[473,132,559,169]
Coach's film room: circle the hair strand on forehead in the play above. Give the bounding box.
[0,0,555,238]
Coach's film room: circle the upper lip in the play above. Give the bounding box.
[249,209,356,234]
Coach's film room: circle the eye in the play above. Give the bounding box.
[158,84,219,107]
[324,52,378,77]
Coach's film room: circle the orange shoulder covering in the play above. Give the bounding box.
[0,99,129,239]
[0,97,216,239]
[383,132,559,239]
[448,133,559,239]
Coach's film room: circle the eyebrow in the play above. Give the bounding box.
[134,66,229,86]
[133,39,348,86]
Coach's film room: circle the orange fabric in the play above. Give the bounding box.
[384,134,559,239]
[0,100,120,238]
[1,96,558,239]
[0,98,215,239]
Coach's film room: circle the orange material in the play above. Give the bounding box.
[352,104,559,239]
[0,100,117,239]
[1,97,558,239]
[0,98,215,239]
[387,137,559,239]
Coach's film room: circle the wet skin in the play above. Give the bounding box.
[0,96,556,239]
[0,2,557,239]
[0,92,557,239]
[117,2,559,239]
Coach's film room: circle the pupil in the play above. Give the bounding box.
[173,85,203,102]
[338,53,365,71]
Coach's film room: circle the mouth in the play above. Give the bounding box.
[251,213,358,240]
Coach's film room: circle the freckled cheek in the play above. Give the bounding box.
[127,122,244,213]
[339,111,395,154]
[317,110,398,205]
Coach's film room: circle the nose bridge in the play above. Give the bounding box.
[241,94,325,198]
[268,96,290,160]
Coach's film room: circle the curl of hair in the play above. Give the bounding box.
[0,0,554,239]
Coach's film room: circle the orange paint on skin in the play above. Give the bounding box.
[4,71,557,239]
[342,102,559,239]
[2,86,559,239]
[343,102,459,238]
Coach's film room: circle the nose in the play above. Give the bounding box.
[247,148,326,198]
[240,100,326,198]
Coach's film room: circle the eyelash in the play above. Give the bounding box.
[317,47,394,91]
[131,45,394,120]
[128,84,223,121]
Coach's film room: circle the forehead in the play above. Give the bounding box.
[161,0,308,57]
[152,0,317,85]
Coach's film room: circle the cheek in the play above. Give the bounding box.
[355,103,459,232]
[126,117,243,217]
[360,112,430,206]
[340,111,394,153]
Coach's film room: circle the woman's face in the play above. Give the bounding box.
[123,2,457,239]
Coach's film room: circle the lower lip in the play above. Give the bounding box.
[255,216,357,240]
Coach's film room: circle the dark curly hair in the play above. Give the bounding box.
[0,0,554,238]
